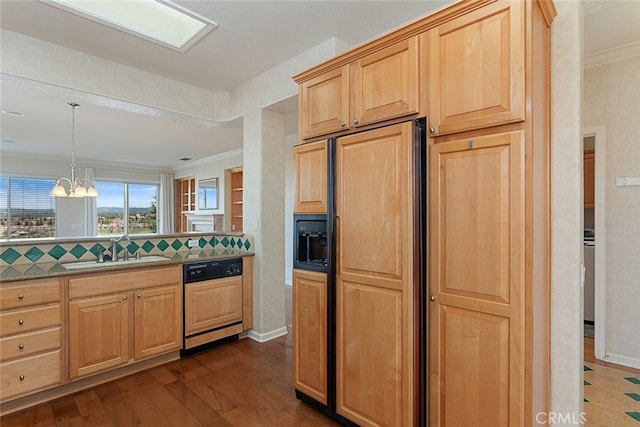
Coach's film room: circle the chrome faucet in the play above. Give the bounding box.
[109,234,130,262]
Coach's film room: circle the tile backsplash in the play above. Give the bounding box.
[0,233,253,266]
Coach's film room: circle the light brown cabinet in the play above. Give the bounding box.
[0,278,62,401]
[292,268,327,405]
[175,176,196,232]
[584,150,595,208]
[427,0,525,136]
[297,35,422,140]
[68,266,182,379]
[429,130,526,425]
[293,141,328,214]
[225,167,244,232]
[335,122,415,426]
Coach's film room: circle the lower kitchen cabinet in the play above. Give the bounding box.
[292,268,327,405]
[68,293,129,379]
[68,266,182,380]
[0,278,62,402]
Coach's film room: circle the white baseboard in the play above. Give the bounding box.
[602,352,640,370]
[247,326,288,343]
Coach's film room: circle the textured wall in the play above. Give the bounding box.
[584,55,640,366]
[550,0,585,421]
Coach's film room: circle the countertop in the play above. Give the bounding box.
[0,249,254,283]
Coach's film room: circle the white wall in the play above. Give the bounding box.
[550,0,584,420]
[584,55,640,367]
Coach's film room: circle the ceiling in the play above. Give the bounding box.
[1,0,639,170]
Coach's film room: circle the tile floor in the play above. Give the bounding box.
[584,338,640,426]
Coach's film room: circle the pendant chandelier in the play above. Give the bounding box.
[50,102,98,198]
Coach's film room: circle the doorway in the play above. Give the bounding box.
[583,126,606,361]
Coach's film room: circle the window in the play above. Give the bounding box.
[96,181,158,236]
[0,177,56,240]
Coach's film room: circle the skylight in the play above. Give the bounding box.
[48,0,217,52]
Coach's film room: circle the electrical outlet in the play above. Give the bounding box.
[187,239,199,248]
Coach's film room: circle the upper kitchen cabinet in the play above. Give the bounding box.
[351,35,421,128]
[293,141,328,214]
[298,66,350,139]
[584,150,595,208]
[295,35,423,140]
[427,0,525,137]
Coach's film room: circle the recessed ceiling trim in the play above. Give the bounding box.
[43,0,217,52]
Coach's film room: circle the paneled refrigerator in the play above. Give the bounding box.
[292,119,427,426]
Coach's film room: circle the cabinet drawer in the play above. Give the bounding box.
[0,279,61,310]
[69,265,181,299]
[0,350,61,401]
[0,327,61,362]
[0,305,61,336]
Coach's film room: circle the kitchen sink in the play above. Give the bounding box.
[62,255,172,270]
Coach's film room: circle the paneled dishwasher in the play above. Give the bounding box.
[182,258,243,355]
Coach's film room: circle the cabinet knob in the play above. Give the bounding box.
[123,296,128,300]
[19,375,25,381]
[137,293,142,299]
[340,121,346,128]
[353,119,359,125]
[18,319,24,325]
[18,344,24,350]
[430,295,436,302]
[429,127,436,133]
[18,294,24,300]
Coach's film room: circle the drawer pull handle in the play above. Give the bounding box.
[18,319,24,325]
[123,296,128,300]
[19,375,25,381]
[18,344,24,350]
[18,294,24,299]
[137,293,142,299]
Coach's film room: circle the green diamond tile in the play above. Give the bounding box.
[142,240,155,253]
[626,412,640,422]
[230,237,236,248]
[157,240,169,251]
[128,241,140,254]
[584,380,591,386]
[48,245,67,260]
[0,248,21,264]
[171,239,183,250]
[221,237,229,247]
[25,247,45,262]
[209,237,219,247]
[625,377,640,385]
[244,240,251,250]
[626,393,640,402]
[90,243,106,257]
[584,365,593,371]
[197,237,205,248]
[69,244,88,259]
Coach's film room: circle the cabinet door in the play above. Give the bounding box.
[352,35,419,127]
[69,294,130,379]
[293,141,328,214]
[184,276,243,336]
[299,65,350,139]
[428,131,525,426]
[134,285,182,360]
[292,269,327,404]
[584,150,595,208]
[335,122,414,426]
[428,0,524,136]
